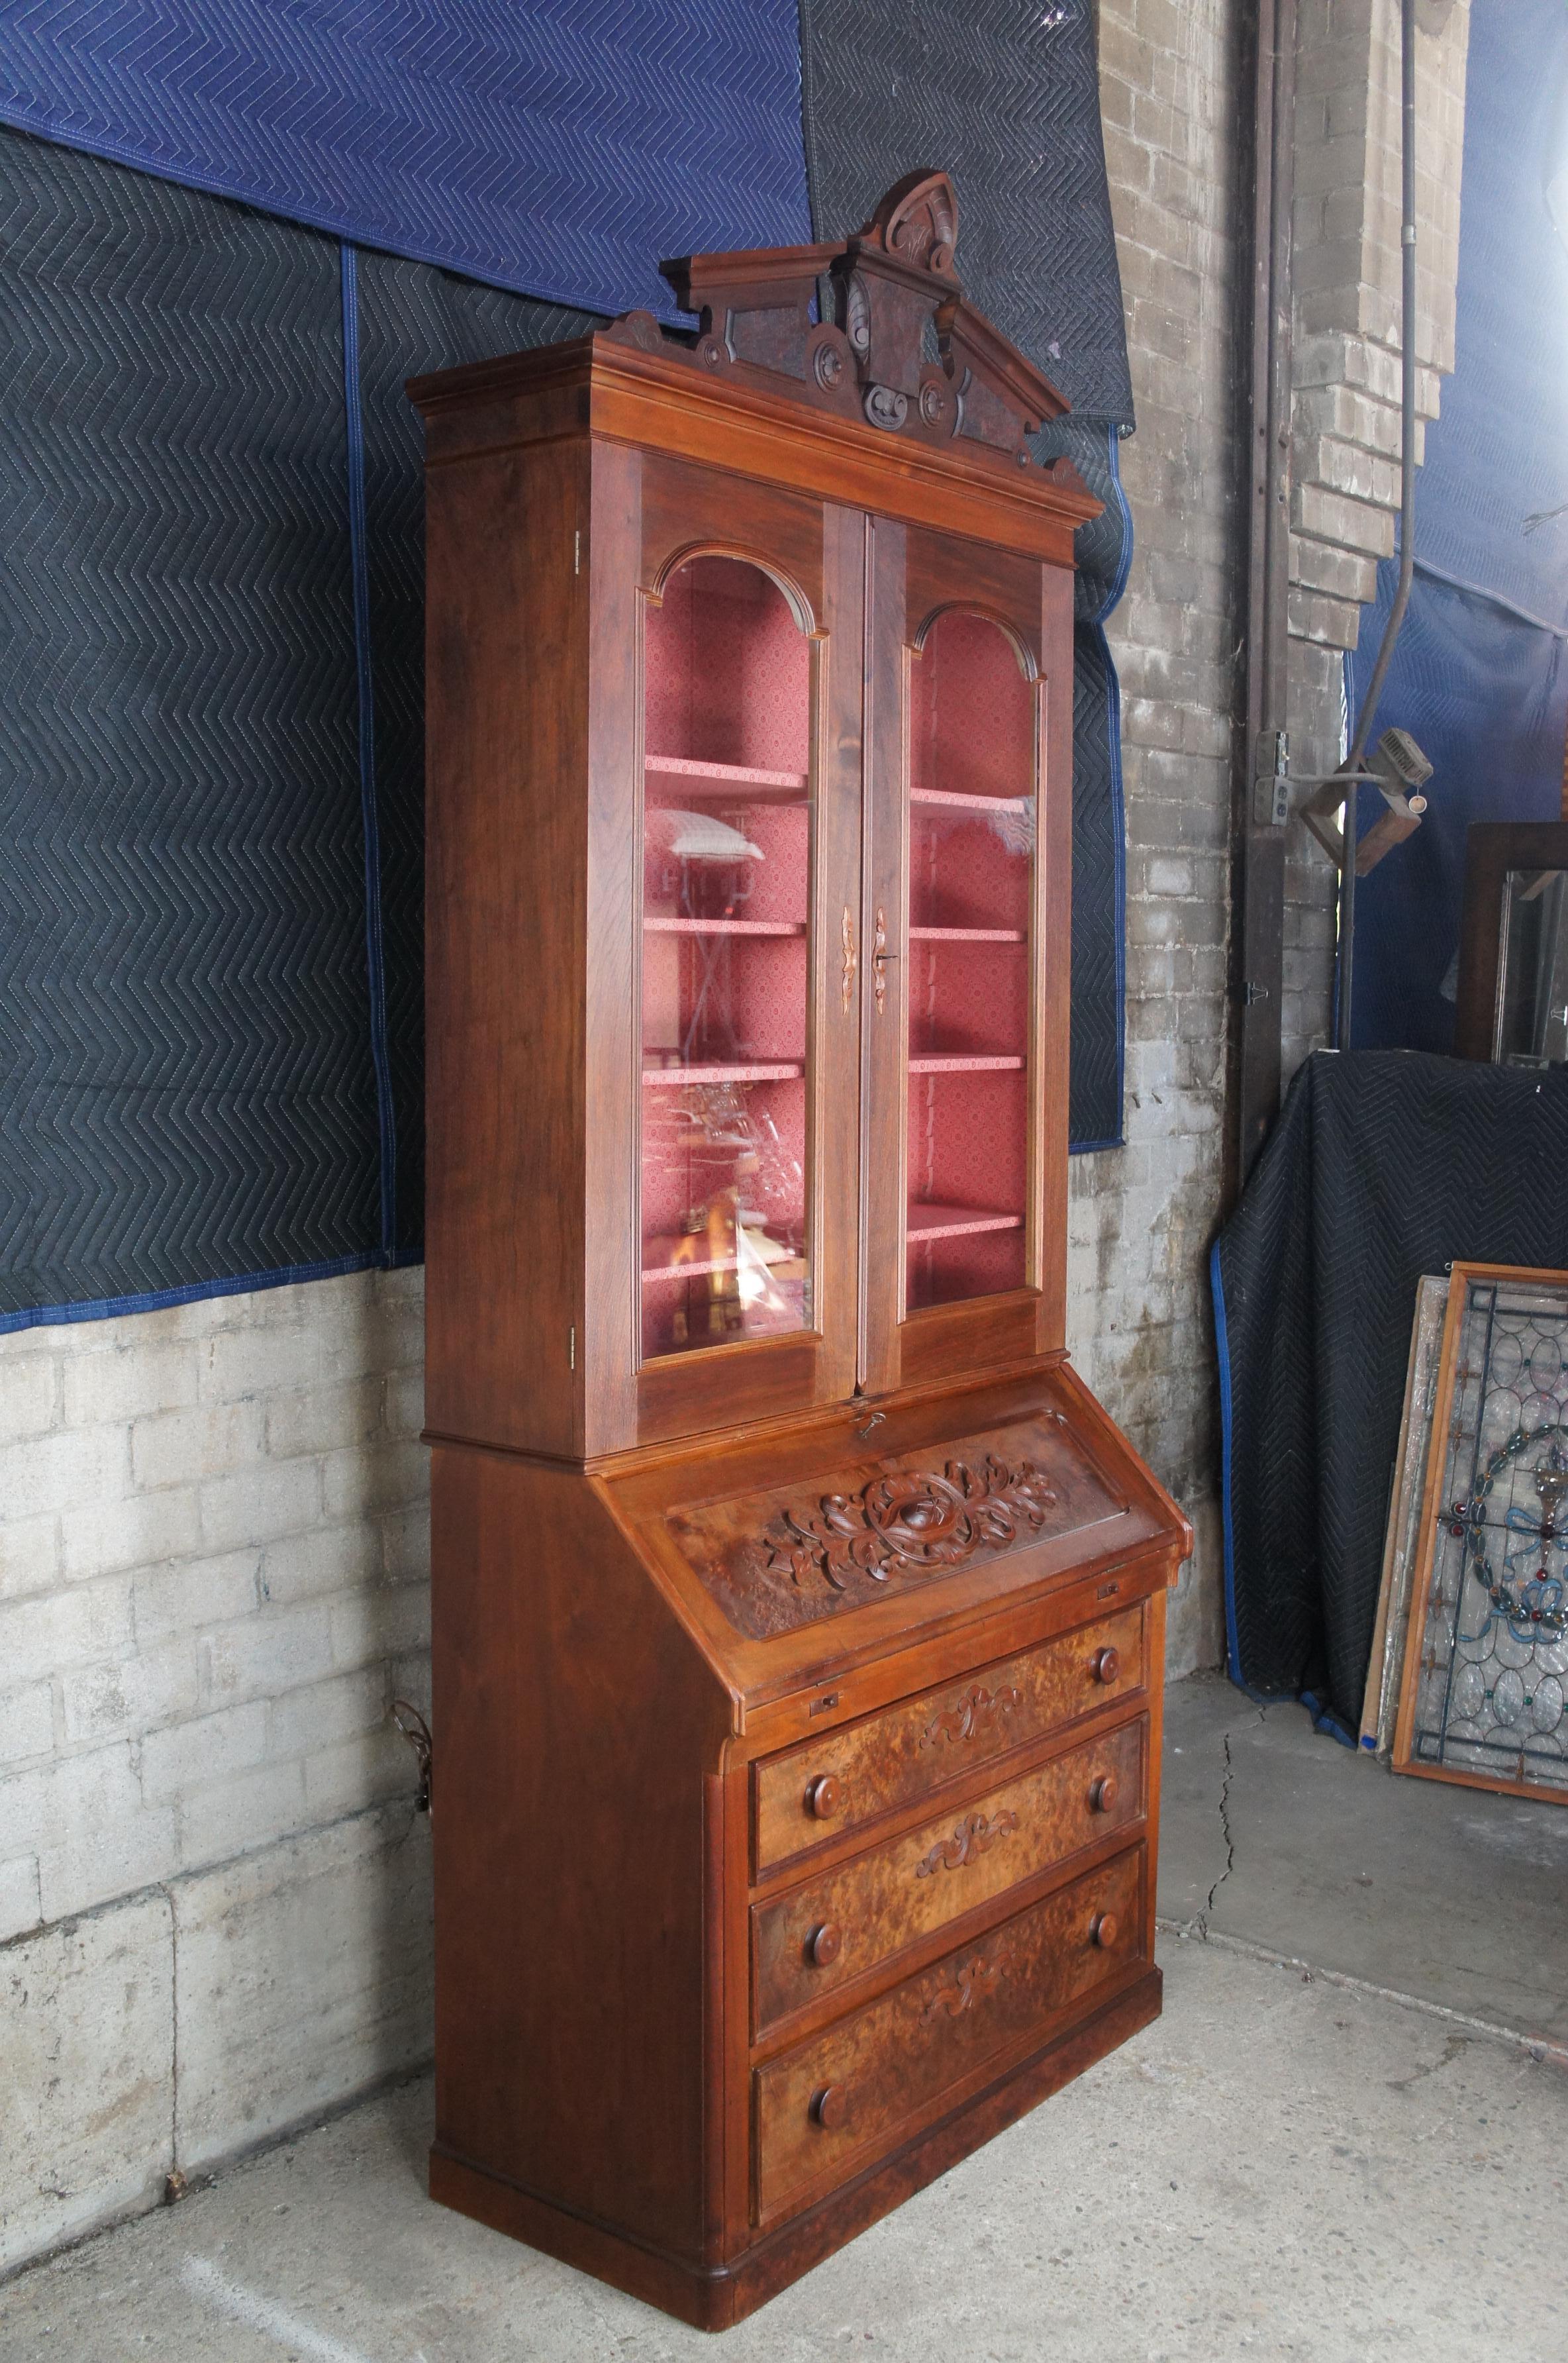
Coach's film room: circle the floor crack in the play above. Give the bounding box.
[1194,1707,1263,1938]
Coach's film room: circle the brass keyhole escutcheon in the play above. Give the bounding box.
[871,906,891,1014]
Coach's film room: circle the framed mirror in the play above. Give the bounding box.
[1454,823,1568,1064]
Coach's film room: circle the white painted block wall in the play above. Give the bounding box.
[0,1270,433,2272]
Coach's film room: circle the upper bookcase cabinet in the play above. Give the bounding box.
[412,170,1100,1461]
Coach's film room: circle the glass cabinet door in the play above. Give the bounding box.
[905,607,1037,1311]
[640,555,814,1361]
[860,520,1062,1395]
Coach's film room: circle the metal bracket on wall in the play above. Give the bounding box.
[390,1698,433,1814]
[1253,730,1291,830]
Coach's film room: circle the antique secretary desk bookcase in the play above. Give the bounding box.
[411,174,1189,2328]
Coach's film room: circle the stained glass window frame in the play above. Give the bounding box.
[1393,1261,1568,1801]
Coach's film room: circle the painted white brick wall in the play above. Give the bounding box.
[0,1269,432,2271]
[1090,0,1238,1681]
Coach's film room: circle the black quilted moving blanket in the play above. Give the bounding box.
[1214,1049,1568,1732]
[0,134,379,1315]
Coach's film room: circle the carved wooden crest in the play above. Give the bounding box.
[607,170,1081,481]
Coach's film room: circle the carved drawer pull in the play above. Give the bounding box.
[921,1682,1022,1750]
[915,1807,1018,1878]
[811,2083,850,2130]
[841,907,857,1012]
[1093,1646,1120,1686]
[806,1774,842,1821]
[1089,1774,1117,1815]
[1091,1911,1119,1950]
[807,1921,844,1969]
[922,1944,1010,2024]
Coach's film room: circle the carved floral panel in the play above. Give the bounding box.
[665,1412,1127,1640]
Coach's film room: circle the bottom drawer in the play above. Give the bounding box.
[754,1844,1145,2221]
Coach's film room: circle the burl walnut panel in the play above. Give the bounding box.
[754,1844,1146,2221]
[669,1410,1128,1641]
[752,1715,1146,2033]
[753,1600,1146,1871]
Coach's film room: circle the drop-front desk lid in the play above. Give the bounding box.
[596,1362,1189,1721]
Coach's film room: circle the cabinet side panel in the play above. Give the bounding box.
[424,438,588,1457]
[430,1446,730,2260]
[1037,560,1074,1353]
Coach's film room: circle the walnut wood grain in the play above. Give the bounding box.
[753,1601,1146,1872]
[430,1967,1161,2329]
[751,1719,1144,2033]
[430,1446,732,2258]
[416,177,1189,2328]
[754,1845,1145,2220]
[668,1410,1128,1641]
[422,435,591,1458]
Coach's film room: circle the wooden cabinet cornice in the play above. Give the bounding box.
[413,169,1189,2330]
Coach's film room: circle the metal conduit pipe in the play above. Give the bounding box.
[1336,0,1420,1046]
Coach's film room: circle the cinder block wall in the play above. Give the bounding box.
[1085,0,1240,1680]
[0,1271,432,2271]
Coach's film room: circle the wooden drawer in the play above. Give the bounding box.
[752,1715,1144,2034]
[754,1844,1145,2221]
[753,1601,1144,1873]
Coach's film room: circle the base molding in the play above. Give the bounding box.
[430,1967,1161,2330]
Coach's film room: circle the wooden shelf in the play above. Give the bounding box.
[910,786,1030,815]
[642,1061,805,1085]
[908,926,1026,944]
[906,1203,1024,1242]
[646,755,808,805]
[644,917,806,937]
[641,1237,805,1285]
[906,1053,1024,1074]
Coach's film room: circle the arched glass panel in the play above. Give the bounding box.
[640,556,813,1360]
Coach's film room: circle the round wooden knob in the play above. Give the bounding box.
[1093,1646,1120,1686]
[806,1774,842,1821]
[1091,1911,1119,1950]
[1089,1774,1117,1814]
[808,1921,844,1968]
[811,2084,849,2130]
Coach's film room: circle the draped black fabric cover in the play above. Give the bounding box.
[0,131,377,1315]
[1214,1050,1568,1732]
[354,256,599,1261]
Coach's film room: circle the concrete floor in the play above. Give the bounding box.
[1161,1672,1568,2050]
[4,1674,1567,2363]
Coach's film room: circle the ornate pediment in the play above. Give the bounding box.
[609,171,1075,476]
